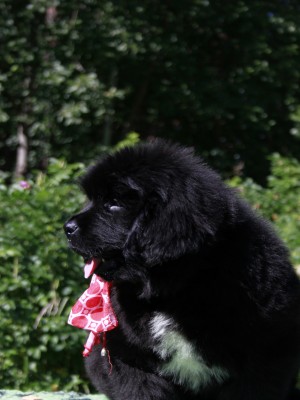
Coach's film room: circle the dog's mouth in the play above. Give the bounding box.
[82,256,121,282]
[83,257,102,278]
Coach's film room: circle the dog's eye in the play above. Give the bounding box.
[104,200,123,212]
[109,205,122,212]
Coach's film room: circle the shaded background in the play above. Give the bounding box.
[0,0,300,394]
[1,0,300,181]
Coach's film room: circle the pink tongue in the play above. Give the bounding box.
[84,258,100,279]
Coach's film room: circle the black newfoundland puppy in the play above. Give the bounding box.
[64,141,300,400]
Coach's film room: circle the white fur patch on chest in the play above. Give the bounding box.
[149,312,229,393]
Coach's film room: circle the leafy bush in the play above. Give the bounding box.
[228,153,300,268]
[0,160,92,392]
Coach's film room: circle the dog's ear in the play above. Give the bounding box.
[124,185,216,266]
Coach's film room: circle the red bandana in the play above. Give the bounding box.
[68,263,118,357]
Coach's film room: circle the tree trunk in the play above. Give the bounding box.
[15,124,28,178]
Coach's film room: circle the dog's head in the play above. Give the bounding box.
[64,141,230,281]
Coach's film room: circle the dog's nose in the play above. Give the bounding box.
[64,219,79,238]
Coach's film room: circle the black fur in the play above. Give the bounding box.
[65,141,300,399]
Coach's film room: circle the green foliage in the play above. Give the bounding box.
[113,132,140,151]
[228,154,300,267]
[0,0,125,170]
[0,160,92,392]
[1,1,300,180]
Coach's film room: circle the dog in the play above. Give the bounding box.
[64,141,300,399]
